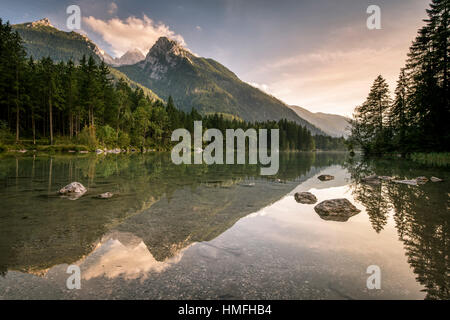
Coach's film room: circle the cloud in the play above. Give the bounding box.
[83,14,185,57]
[195,25,202,31]
[248,82,270,93]
[107,2,118,15]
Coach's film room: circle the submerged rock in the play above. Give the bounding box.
[392,179,418,186]
[361,175,381,184]
[59,182,87,200]
[431,176,443,182]
[314,198,360,222]
[416,176,429,184]
[98,192,114,199]
[294,192,318,204]
[318,174,334,181]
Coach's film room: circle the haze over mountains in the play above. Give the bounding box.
[289,106,350,138]
[12,18,350,137]
[100,48,145,67]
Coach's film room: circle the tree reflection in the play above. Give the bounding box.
[345,158,449,299]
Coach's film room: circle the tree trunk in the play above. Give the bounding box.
[15,66,19,143]
[49,94,53,145]
[32,111,36,145]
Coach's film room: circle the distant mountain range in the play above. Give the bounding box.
[12,18,351,136]
[100,48,145,67]
[288,106,351,137]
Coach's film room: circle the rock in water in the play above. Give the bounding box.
[314,198,360,222]
[361,175,381,184]
[430,176,443,182]
[294,192,318,204]
[59,182,87,200]
[318,175,334,181]
[416,176,428,184]
[98,192,114,199]
[392,179,418,186]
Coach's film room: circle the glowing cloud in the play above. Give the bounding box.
[83,14,185,57]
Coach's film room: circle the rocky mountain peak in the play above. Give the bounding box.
[142,37,193,80]
[29,18,53,28]
[119,49,145,64]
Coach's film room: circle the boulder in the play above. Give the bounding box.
[96,149,104,154]
[79,150,89,154]
[98,192,114,199]
[294,192,318,204]
[59,182,87,200]
[378,176,393,181]
[314,198,360,222]
[430,176,443,182]
[318,174,334,181]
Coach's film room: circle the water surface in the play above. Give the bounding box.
[0,152,448,299]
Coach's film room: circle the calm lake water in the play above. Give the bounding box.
[0,152,448,299]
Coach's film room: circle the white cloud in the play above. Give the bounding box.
[107,2,118,15]
[247,82,271,93]
[83,14,185,57]
[195,25,202,31]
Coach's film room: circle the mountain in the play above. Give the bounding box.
[117,37,324,134]
[12,18,159,101]
[12,19,328,135]
[112,49,145,66]
[289,105,351,137]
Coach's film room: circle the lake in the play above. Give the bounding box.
[0,152,448,299]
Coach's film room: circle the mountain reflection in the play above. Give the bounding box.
[81,231,189,280]
[345,158,449,300]
[0,152,344,276]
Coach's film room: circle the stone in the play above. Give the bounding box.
[430,176,443,182]
[59,182,87,200]
[392,179,418,186]
[314,198,360,222]
[318,174,334,181]
[294,192,318,204]
[415,176,428,184]
[98,192,114,199]
[362,174,381,184]
[96,149,104,154]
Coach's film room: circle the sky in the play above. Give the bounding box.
[0,0,430,117]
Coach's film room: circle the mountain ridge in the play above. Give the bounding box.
[11,19,335,136]
[289,105,351,137]
[11,18,160,101]
[119,36,326,134]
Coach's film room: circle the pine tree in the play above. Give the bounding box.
[390,69,409,153]
[405,0,449,151]
[351,75,391,154]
